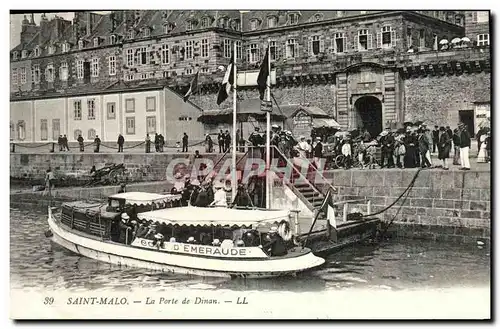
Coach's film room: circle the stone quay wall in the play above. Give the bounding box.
[321,169,491,243]
[10,153,491,243]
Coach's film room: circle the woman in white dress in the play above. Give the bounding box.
[477,133,488,163]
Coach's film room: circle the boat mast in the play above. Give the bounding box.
[231,41,238,201]
[265,39,271,209]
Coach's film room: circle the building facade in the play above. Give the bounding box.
[10,10,490,143]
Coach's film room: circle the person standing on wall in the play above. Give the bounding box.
[58,135,63,152]
[418,129,432,168]
[117,133,124,153]
[458,123,471,170]
[224,130,231,153]
[217,130,224,153]
[44,168,55,197]
[94,135,101,153]
[159,134,165,152]
[154,133,159,152]
[432,125,439,154]
[182,132,189,153]
[63,135,70,151]
[437,127,451,170]
[452,128,461,165]
[145,134,151,153]
[77,134,84,152]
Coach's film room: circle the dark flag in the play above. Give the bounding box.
[318,188,337,229]
[216,53,235,105]
[183,71,199,102]
[257,48,269,100]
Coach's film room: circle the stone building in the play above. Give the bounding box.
[10,10,490,143]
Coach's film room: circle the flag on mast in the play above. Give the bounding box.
[318,188,337,229]
[183,70,199,102]
[257,48,269,100]
[216,53,235,105]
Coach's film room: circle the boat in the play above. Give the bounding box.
[47,194,325,278]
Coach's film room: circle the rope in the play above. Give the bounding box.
[12,142,52,149]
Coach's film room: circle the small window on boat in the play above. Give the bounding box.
[109,199,121,208]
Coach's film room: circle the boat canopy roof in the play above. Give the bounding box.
[137,207,290,227]
[108,192,181,206]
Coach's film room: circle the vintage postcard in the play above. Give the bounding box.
[8,8,491,320]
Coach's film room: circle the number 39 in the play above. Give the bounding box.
[44,297,54,305]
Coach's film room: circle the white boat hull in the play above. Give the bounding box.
[47,212,325,279]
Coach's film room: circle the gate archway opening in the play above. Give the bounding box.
[354,96,383,137]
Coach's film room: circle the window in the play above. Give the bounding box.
[46,64,54,82]
[186,21,195,31]
[10,122,14,140]
[146,116,156,134]
[52,119,60,140]
[139,47,148,65]
[139,73,147,80]
[48,45,55,54]
[33,65,40,83]
[126,117,135,135]
[201,67,210,74]
[125,98,135,113]
[93,38,99,47]
[127,30,134,39]
[17,121,26,140]
[88,128,96,139]
[268,16,277,28]
[185,68,193,75]
[12,68,17,85]
[313,14,322,21]
[455,15,462,25]
[433,34,438,50]
[74,100,82,120]
[76,60,84,79]
[358,29,372,51]
[219,17,227,28]
[201,38,209,58]
[419,29,425,48]
[178,116,192,121]
[309,35,322,56]
[107,102,116,119]
[247,43,259,63]
[78,40,83,50]
[110,35,116,44]
[62,43,69,53]
[59,62,68,81]
[126,49,134,66]
[40,119,48,140]
[337,11,344,17]
[236,40,242,60]
[91,58,99,77]
[223,39,232,58]
[125,74,134,81]
[74,129,82,140]
[34,47,40,57]
[233,19,240,31]
[163,71,170,78]
[381,26,395,48]
[143,28,150,37]
[108,56,116,76]
[250,19,258,30]
[477,34,489,46]
[21,50,27,58]
[334,32,346,53]
[148,72,155,79]
[185,41,194,59]
[476,12,489,23]
[20,67,26,84]
[289,13,298,25]
[146,97,156,111]
[286,39,297,58]
[160,44,169,64]
[407,27,412,48]
[201,17,210,28]
[164,23,173,34]
[87,99,95,119]
[270,41,277,61]
[12,51,18,60]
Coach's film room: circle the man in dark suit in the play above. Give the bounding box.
[217,130,224,153]
[418,129,432,168]
[182,132,189,153]
[117,134,124,153]
[458,123,471,170]
[432,126,439,153]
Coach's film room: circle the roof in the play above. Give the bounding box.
[200,99,286,118]
[312,118,341,128]
[137,207,290,227]
[109,192,181,206]
[278,104,331,118]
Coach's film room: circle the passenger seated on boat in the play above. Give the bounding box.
[261,227,287,257]
[187,236,197,244]
[144,224,158,240]
[199,232,211,245]
[169,237,176,243]
[243,231,259,247]
[134,221,149,239]
[119,213,133,244]
[153,233,165,248]
[210,183,227,207]
[231,183,253,208]
[110,217,121,242]
[235,239,245,247]
[212,239,221,247]
[221,239,234,249]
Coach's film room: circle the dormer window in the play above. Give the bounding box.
[186,20,196,31]
[250,19,259,30]
[109,35,116,45]
[313,13,323,22]
[127,30,134,39]
[218,17,227,28]
[34,47,40,57]
[21,50,27,59]
[337,11,344,17]
[267,16,277,28]
[93,37,99,47]
[62,42,69,53]
[12,51,18,60]
[201,16,211,28]
[78,40,84,50]
[143,28,150,37]
[288,13,299,25]
[48,45,55,55]
[163,23,174,34]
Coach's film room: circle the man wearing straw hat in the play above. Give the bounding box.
[261,226,287,257]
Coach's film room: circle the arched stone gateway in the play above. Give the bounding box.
[354,96,383,137]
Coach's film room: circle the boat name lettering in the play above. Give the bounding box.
[172,244,247,256]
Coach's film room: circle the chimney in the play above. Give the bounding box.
[86,12,92,36]
[20,13,39,44]
[39,13,50,39]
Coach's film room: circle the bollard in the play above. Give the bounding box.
[11,143,15,153]
[290,209,301,235]
[50,142,55,153]
[367,200,371,215]
[343,203,348,222]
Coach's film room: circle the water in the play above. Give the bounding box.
[10,206,490,293]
